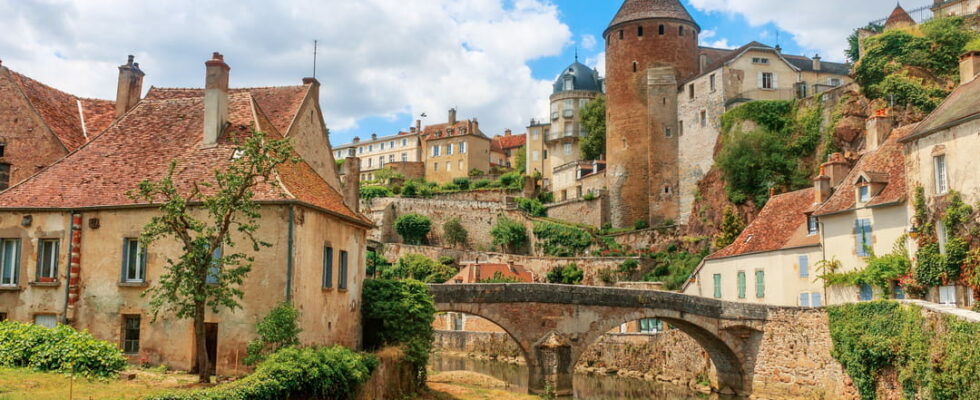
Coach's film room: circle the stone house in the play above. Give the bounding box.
[490,129,525,169]
[543,61,604,200]
[932,0,980,18]
[677,41,851,222]
[0,53,372,375]
[0,60,118,189]
[683,189,824,307]
[421,109,491,184]
[524,119,551,183]
[333,129,423,183]
[897,52,980,308]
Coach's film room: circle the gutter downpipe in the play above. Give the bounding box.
[62,211,79,325]
[819,219,828,304]
[286,205,295,302]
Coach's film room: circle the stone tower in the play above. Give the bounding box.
[604,0,699,227]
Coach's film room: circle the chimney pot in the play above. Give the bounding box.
[115,55,145,118]
[203,52,230,147]
[813,54,822,71]
[302,77,319,85]
[960,51,980,85]
[448,108,457,125]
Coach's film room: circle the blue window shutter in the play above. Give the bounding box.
[854,220,862,256]
[323,247,333,288]
[799,255,809,278]
[121,239,130,282]
[864,221,873,255]
[140,244,148,280]
[811,293,822,307]
[800,293,810,307]
[755,270,765,298]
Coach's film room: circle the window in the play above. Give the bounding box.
[378,156,384,167]
[713,274,722,298]
[367,158,373,168]
[338,250,348,290]
[709,74,716,92]
[858,185,870,202]
[390,140,395,149]
[368,144,373,152]
[0,164,9,190]
[761,72,774,89]
[859,284,873,301]
[0,143,5,157]
[798,83,809,98]
[637,26,644,37]
[700,110,707,127]
[401,138,407,147]
[938,224,948,255]
[800,293,810,307]
[563,77,573,91]
[658,24,665,35]
[829,78,842,86]
[543,150,548,159]
[34,314,56,328]
[432,145,440,157]
[322,246,333,288]
[401,153,407,162]
[799,255,809,278]
[752,57,770,64]
[446,162,452,171]
[433,163,439,172]
[755,270,765,298]
[532,151,540,161]
[36,239,59,280]
[388,154,394,163]
[679,121,684,136]
[688,84,695,100]
[737,271,746,299]
[532,130,539,140]
[632,62,638,73]
[665,126,672,138]
[123,315,140,354]
[206,245,222,284]
[460,142,467,154]
[0,239,20,286]
[446,143,454,155]
[939,285,956,305]
[619,30,624,40]
[379,142,385,151]
[934,155,948,194]
[855,219,873,257]
[121,238,146,283]
[458,160,463,170]
[563,143,572,155]
[811,293,822,307]
[358,147,363,154]
[678,26,684,36]
[807,215,818,235]
[638,318,663,333]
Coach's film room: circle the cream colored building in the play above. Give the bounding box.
[525,120,552,183]
[544,62,603,199]
[897,53,980,308]
[421,109,491,184]
[334,130,422,182]
[683,189,825,307]
[932,0,980,18]
[677,42,852,222]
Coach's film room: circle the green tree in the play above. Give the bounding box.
[514,145,527,173]
[244,302,301,366]
[382,254,456,283]
[362,279,436,381]
[443,218,468,248]
[547,264,584,285]
[128,129,296,383]
[845,23,883,62]
[579,96,606,161]
[491,217,528,254]
[713,206,746,249]
[395,214,432,245]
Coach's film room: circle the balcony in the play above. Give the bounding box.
[551,112,559,121]
[562,109,574,118]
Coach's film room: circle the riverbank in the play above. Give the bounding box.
[0,367,201,400]
[421,371,540,400]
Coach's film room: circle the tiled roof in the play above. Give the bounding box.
[782,54,851,76]
[900,75,980,142]
[813,129,912,216]
[144,84,311,135]
[492,133,526,150]
[0,91,368,225]
[608,0,698,31]
[421,119,488,141]
[684,41,850,85]
[5,69,116,151]
[707,188,817,260]
[886,5,916,28]
[447,263,534,284]
[698,46,735,67]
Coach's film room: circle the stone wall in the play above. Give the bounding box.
[425,189,518,202]
[365,197,509,248]
[603,226,681,251]
[433,330,524,359]
[354,347,420,400]
[544,195,609,228]
[382,243,635,285]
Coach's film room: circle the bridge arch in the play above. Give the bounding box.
[432,304,532,366]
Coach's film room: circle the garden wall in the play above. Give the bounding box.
[544,195,609,228]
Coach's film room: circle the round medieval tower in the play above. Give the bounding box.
[604,0,700,227]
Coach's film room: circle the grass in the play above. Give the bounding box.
[0,368,201,400]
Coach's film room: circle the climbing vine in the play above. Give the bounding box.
[533,221,593,257]
[908,188,980,305]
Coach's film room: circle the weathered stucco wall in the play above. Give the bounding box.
[544,196,608,228]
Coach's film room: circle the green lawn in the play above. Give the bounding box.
[0,368,200,400]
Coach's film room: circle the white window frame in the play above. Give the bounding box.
[0,239,20,286]
[761,72,774,89]
[37,239,59,280]
[459,142,467,154]
[934,155,948,195]
[122,238,146,283]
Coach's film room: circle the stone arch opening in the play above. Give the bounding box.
[430,306,531,367]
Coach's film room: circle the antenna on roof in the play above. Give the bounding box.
[313,40,318,79]
[575,47,579,62]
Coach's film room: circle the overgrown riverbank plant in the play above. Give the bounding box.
[362,279,436,383]
[0,321,127,379]
[128,129,296,383]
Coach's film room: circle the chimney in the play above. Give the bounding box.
[774,44,782,53]
[960,51,980,85]
[371,133,378,141]
[302,77,320,98]
[343,157,361,213]
[203,52,230,147]
[814,166,832,203]
[448,108,457,125]
[353,136,360,143]
[505,129,512,137]
[699,53,708,74]
[812,54,822,71]
[822,153,850,188]
[115,55,145,118]
[415,119,422,132]
[865,112,895,151]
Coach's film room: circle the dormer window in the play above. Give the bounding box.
[807,215,818,235]
[564,76,574,91]
[858,185,870,203]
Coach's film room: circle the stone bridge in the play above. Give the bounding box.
[428,283,815,397]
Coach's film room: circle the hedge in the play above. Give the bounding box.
[0,320,127,379]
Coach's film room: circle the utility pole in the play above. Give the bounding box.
[313,40,318,79]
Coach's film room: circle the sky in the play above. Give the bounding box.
[0,0,923,146]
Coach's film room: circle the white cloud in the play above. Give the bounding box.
[584,52,605,77]
[687,0,901,61]
[580,34,597,51]
[699,29,735,49]
[0,0,571,141]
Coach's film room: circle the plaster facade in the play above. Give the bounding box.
[424,134,490,184]
[684,246,825,307]
[334,132,422,182]
[524,121,551,184]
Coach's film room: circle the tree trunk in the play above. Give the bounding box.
[194,302,210,384]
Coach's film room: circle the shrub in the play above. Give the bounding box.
[547,263,584,285]
[468,168,485,177]
[0,321,126,379]
[439,182,460,192]
[491,217,528,254]
[633,220,649,230]
[244,302,301,366]
[148,346,378,400]
[362,279,436,380]
[452,177,471,190]
[382,254,456,283]
[533,221,593,257]
[359,185,393,201]
[642,245,709,290]
[537,191,555,204]
[713,206,745,249]
[618,258,639,274]
[366,249,390,277]
[472,179,492,189]
[583,192,597,201]
[394,214,431,245]
[443,218,468,249]
[515,197,546,217]
[498,172,524,189]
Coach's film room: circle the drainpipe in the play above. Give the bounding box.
[62,212,81,324]
[819,219,827,304]
[285,205,295,302]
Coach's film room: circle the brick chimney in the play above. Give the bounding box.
[416,119,422,132]
[343,156,361,213]
[505,129,512,136]
[822,153,850,188]
[814,166,832,203]
[302,77,320,98]
[353,136,360,143]
[203,52,230,147]
[812,54,822,72]
[960,51,980,85]
[699,53,708,74]
[865,112,895,151]
[115,55,144,118]
[448,108,457,125]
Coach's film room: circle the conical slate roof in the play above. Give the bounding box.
[885,4,915,28]
[607,0,699,31]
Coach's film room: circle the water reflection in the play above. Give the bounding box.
[430,353,740,399]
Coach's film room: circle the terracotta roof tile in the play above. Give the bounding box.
[421,119,488,141]
[900,76,980,142]
[6,69,116,150]
[813,129,911,216]
[145,85,310,135]
[707,188,816,260]
[886,5,915,28]
[492,133,526,150]
[446,263,534,284]
[608,0,698,31]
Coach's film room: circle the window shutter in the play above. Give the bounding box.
[35,240,43,280]
[864,221,873,255]
[800,293,810,307]
[121,239,130,282]
[757,72,764,88]
[773,72,779,89]
[755,270,765,298]
[799,255,809,278]
[140,244,148,280]
[737,271,746,299]
[854,220,862,255]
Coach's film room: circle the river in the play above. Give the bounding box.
[430,353,741,399]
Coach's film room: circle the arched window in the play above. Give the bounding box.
[659,24,665,35]
[619,30,624,40]
[637,26,644,37]
[679,26,685,36]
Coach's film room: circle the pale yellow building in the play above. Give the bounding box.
[421,109,491,184]
[541,61,604,199]
[525,120,551,182]
[334,130,423,182]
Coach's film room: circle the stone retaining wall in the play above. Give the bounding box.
[365,197,509,249]
[544,196,609,228]
[354,348,419,400]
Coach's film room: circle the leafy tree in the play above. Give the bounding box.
[452,177,471,190]
[244,302,301,366]
[372,167,404,183]
[443,217,468,248]
[128,129,295,383]
[382,254,456,283]
[362,279,436,381]
[498,171,524,189]
[491,217,528,254]
[579,96,606,160]
[713,206,746,249]
[395,214,432,245]
[845,23,883,62]
[515,197,546,217]
[547,263,584,285]
[359,185,393,201]
[514,145,527,173]
[366,249,390,277]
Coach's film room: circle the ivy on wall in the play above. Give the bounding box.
[533,221,593,257]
